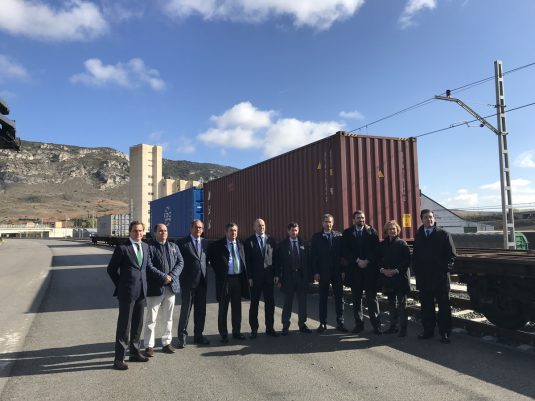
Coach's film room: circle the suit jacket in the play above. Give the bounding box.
[412,224,456,292]
[244,234,277,281]
[176,235,208,290]
[147,240,183,296]
[341,225,380,287]
[273,237,308,290]
[379,236,411,293]
[107,239,153,303]
[310,230,342,277]
[207,238,250,302]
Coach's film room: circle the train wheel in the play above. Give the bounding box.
[482,293,527,330]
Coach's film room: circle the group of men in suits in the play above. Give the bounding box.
[107,209,456,370]
[107,219,209,370]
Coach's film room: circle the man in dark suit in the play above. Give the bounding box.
[413,209,456,343]
[143,223,183,357]
[176,219,210,347]
[107,221,155,370]
[207,222,250,343]
[274,222,311,335]
[244,218,279,339]
[311,214,347,333]
[341,210,382,335]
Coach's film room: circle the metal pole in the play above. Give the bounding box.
[494,60,516,249]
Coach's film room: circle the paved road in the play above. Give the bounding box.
[0,239,534,401]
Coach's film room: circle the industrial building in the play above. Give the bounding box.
[420,193,494,233]
[129,144,162,232]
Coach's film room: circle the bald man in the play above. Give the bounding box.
[244,219,279,338]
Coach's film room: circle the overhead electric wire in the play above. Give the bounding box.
[348,61,535,133]
[414,101,535,138]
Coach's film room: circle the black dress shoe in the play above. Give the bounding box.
[249,331,258,339]
[440,333,451,344]
[162,344,176,354]
[299,325,312,334]
[144,347,154,357]
[193,336,210,345]
[352,326,364,334]
[129,353,149,362]
[316,324,327,333]
[418,332,434,340]
[220,335,229,343]
[266,329,280,337]
[113,360,128,370]
[232,333,246,340]
[385,327,399,334]
[336,324,348,333]
[281,327,290,336]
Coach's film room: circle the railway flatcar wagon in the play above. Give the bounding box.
[454,248,535,330]
[150,187,203,239]
[204,131,420,241]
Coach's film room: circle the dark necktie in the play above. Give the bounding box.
[426,229,431,237]
[195,238,200,255]
[258,236,264,256]
[291,240,299,268]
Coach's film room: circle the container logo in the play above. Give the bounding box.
[164,206,172,226]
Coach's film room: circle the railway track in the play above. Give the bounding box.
[330,283,535,348]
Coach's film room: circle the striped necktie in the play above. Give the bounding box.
[231,242,239,273]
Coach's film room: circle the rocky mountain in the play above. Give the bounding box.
[0,140,237,222]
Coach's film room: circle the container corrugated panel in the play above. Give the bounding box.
[97,214,130,236]
[150,188,203,239]
[204,132,420,241]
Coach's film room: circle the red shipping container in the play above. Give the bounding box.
[204,131,420,242]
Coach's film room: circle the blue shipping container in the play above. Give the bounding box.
[150,188,203,239]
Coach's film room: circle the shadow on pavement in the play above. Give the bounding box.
[0,343,115,376]
[51,254,111,267]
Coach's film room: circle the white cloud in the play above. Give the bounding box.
[210,101,274,130]
[70,58,166,91]
[0,54,29,82]
[197,101,343,158]
[149,131,163,141]
[438,178,535,210]
[164,0,365,30]
[515,150,535,168]
[176,137,196,154]
[399,0,437,29]
[453,189,478,207]
[264,118,342,157]
[0,0,109,41]
[478,178,535,208]
[339,110,365,120]
[101,0,145,22]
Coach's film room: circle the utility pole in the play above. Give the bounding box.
[435,60,516,249]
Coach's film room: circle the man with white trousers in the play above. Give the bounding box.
[143,224,183,356]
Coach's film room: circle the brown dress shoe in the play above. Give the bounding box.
[145,347,154,357]
[113,360,128,370]
[162,344,176,354]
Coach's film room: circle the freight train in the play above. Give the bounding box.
[109,131,535,330]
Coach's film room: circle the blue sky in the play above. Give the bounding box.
[1,0,534,210]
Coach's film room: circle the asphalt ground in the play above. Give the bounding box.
[0,239,534,401]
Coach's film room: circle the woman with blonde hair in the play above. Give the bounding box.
[379,220,411,337]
